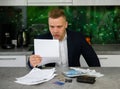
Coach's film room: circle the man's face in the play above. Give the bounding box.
[48,16,68,41]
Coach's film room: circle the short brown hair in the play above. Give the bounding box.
[48,8,66,20]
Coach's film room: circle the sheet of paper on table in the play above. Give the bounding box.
[15,68,56,85]
[63,67,104,78]
[34,39,60,66]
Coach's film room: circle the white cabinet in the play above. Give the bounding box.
[73,0,120,5]
[0,0,120,6]
[0,55,26,67]
[80,55,120,67]
[27,0,72,5]
[94,0,120,5]
[98,55,120,67]
[73,0,95,5]
[0,0,27,6]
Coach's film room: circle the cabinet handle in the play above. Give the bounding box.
[0,58,16,60]
[99,57,108,60]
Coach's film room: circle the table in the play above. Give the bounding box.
[0,67,120,89]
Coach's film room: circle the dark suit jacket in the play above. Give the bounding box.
[29,30,100,67]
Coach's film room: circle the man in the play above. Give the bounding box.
[28,8,100,68]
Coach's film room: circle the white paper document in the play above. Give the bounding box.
[65,67,104,77]
[15,68,56,85]
[34,39,60,66]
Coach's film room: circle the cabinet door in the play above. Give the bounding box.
[28,0,72,5]
[0,0,27,6]
[0,55,26,67]
[73,0,120,5]
[94,0,120,5]
[73,0,95,5]
[98,55,120,67]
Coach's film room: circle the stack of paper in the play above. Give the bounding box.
[15,68,56,85]
[63,67,104,78]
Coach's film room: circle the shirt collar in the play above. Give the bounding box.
[62,33,67,41]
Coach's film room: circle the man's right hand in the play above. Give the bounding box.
[29,55,42,68]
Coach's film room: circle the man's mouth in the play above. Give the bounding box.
[53,35,59,39]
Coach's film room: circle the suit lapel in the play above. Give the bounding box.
[67,30,73,66]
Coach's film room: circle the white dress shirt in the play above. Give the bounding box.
[58,34,68,67]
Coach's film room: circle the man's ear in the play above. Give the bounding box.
[65,21,68,28]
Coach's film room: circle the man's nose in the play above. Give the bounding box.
[53,27,58,33]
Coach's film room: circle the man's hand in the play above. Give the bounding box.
[29,55,42,67]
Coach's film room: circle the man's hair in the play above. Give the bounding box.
[48,8,66,20]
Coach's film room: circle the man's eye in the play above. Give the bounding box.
[57,26,62,28]
[50,26,54,28]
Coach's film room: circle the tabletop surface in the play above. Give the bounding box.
[0,67,120,89]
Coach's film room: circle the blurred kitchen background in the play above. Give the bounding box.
[0,6,120,50]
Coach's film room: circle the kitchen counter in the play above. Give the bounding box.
[92,44,120,55]
[0,47,32,55]
[0,44,120,55]
[0,67,120,89]
[92,44,120,51]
